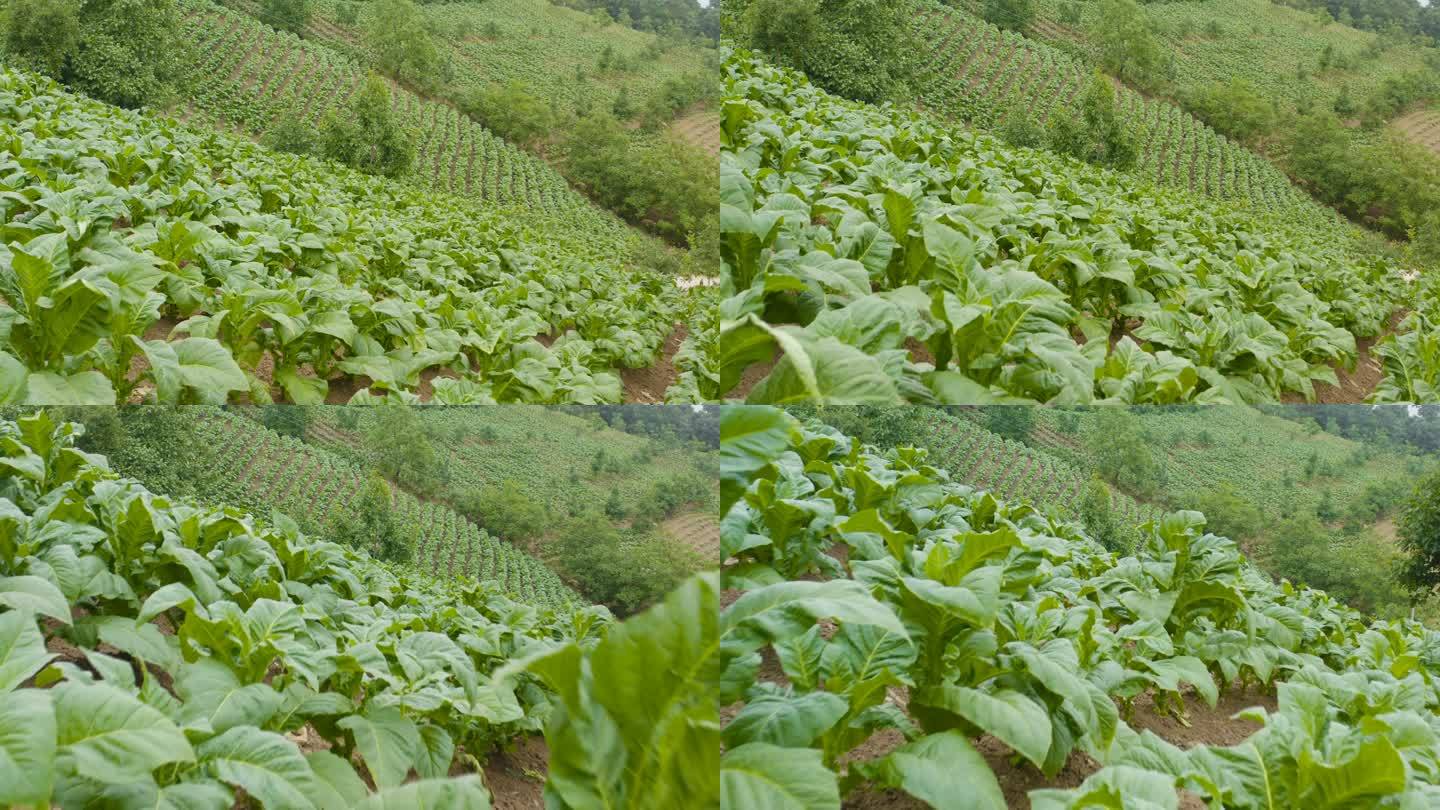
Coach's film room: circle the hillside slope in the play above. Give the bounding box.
[911,0,1334,222]
[720,51,1424,405]
[0,65,683,405]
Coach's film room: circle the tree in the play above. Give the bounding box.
[262,0,312,33]
[265,114,316,156]
[1398,466,1440,598]
[739,0,920,104]
[5,0,81,78]
[453,81,555,148]
[321,75,414,178]
[261,405,308,440]
[366,0,449,92]
[1185,78,1276,144]
[1090,0,1165,90]
[462,482,548,543]
[985,406,1034,443]
[1049,72,1139,170]
[1078,477,1124,552]
[330,472,409,563]
[984,0,1035,33]
[6,0,186,109]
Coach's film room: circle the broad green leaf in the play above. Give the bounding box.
[0,689,55,805]
[0,610,53,691]
[849,731,1005,810]
[339,707,421,789]
[54,681,195,782]
[721,743,839,810]
[196,726,317,809]
[353,775,492,810]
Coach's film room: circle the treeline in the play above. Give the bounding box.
[559,404,721,446]
[1277,0,1440,41]
[1267,404,1440,455]
[554,0,719,40]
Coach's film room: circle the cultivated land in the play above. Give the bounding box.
[720,406,1440,808]
[0,410,718,808]
[0,64,688,405]
[720,52,1423,405]
[301,406,718,560]
[910,0,1328,217]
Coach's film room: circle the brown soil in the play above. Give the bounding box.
[1392,108,1440,156]
[670,104,721,157]
[621,324,686,404]
[481,735,549,810]
[1281,309,1404,405]
[661,509,721,560]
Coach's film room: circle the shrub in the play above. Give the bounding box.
[321,75,414,178]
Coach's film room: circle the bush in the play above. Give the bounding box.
[453,81,555,148]
[262,0,312,33]
[7,0,186,109]
[985,406,1034,442]
[261,406,308,440]
[1184,78,1276,144]
[330,472,409,563]
[552,514,696,614]
[983,0,1035,32]
[366,0,449,92]
[737,0,919,104]
[321,76,414,178]
[265,114,316,156]
[1078,477,1124,552]
[1000,109,1047,149]
[1049,72,1139,170]
[462,482,548,543]
[1090,0,1166,91]
[1181,484,1264,542]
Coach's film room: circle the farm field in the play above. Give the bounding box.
[1394,106,1440,156]
[720,405,1440,808]
[175,0,626,226]
[0,409,718,808]
[1024,406,1425,519]
[911,408,1161,526]
[301,405,718,559]
[910,1,1326,218]
[718,51,1437,405]
[0,64,691,406]
[1022,0,1435,118]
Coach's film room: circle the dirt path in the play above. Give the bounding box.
[621,324,687,403]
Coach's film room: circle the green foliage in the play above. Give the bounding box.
[721,52,1401,405]
[261,0,312,33]
[321,75,414,179]
[330,471,410,563]
[260,405,308,441]
[1399,465,1440,597]
[365,0,449,93]
[1183,78,1276,144]
[1078,476,1124,552]
[1178,484,1264,543]
[983,0,1036,32]
[0,411,614,806]
[4,0,185,109]
[1049,71,1140,169]
[561,112,717,245]
[1090,0,1167,91]
[984,406,1034,443]
[263,114,316,156]
[453,81,556,148]
[463,483,548,544]
[734,0,919,104]
[1084,410,1166,498]
[721,408,1440,807]
[551,514,697,615]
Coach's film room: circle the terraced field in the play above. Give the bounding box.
[912,0,1327,218]
[914,409,1162,527]
[671,106,720,156]
[176,0,620,223]
[1394,107,1440,157]
[190,410,582,608]
[661,510,721,559]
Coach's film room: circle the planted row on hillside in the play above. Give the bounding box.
[720,406,1440,807]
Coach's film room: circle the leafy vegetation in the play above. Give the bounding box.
[0,409,719,808]
[719,51,1422,405]
[0,64,684,404]
[721,405,1440,807]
